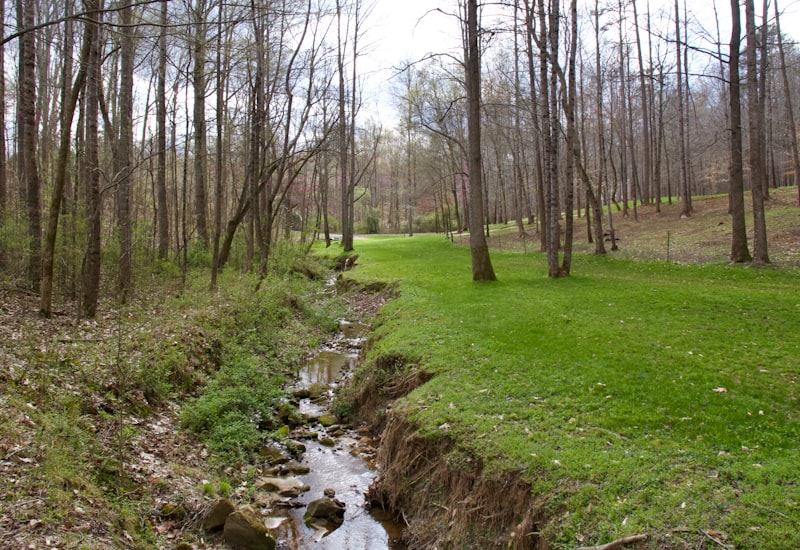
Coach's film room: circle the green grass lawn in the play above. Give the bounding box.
[342,234,800,548]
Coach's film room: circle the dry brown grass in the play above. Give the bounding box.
[485,186,800,266]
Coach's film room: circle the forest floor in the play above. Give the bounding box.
[0,264,376,549]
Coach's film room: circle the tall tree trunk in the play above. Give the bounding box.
[336,0,351,251]
[546,0,561,277]
[512,5,527,237]
[466,0,496,281]
[729,0,751,263]
[560,0,578,276]
[595,0,616,250]
[156,0,169,259]
[116,0,134,302]
[192,0,209,247]
[0,0,6,226]
[744,0,770,264]
[757,0,770,199]
[675,0,691,217]
[81,0,103,318]
[211,2,228,290]
[41,4,88,317]
[632,0,652,205]
[18,0,41,289]
[773,0,800,206]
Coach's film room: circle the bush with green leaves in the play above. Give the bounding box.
[180,353,285,460]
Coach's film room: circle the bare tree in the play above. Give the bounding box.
[744,0,770,264]
[674,0,691,217]
[156,0,169,259]
[81,0,103,318]
[773,0,800,206]
[464,0,496,281]
[115,0,135,301]
[17,0,42,288]
[191,0,210,247]
[728,0,752,263]
[0,0,6,226]
[40,0,89,317]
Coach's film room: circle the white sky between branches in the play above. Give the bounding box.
[360,0,800,126]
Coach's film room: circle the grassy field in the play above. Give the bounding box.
[342,233,800,548]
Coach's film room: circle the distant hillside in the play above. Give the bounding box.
[485,186,800,267]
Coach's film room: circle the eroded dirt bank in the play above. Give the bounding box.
[340,342,546,550]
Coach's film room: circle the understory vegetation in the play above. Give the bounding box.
[0,246,344,548]
[340,224,800,548]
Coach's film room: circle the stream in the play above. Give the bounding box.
[273,320,406,550]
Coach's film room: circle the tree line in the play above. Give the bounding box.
[0,0,797,314]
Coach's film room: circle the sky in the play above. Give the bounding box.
[358,0,800,126]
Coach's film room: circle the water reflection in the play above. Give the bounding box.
[277,321,406,550]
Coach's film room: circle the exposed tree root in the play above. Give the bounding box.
[576,534,648,550]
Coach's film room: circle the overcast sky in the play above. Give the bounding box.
[358,0,800,126]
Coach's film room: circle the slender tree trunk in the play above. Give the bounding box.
[547,0,561,277]
[513,5,527,237]
[773,0,800,206]
[81,0,103,318]
[729,0,751,263]
[632,0,651,205]
[156,0,169,259]
[192,0,209,247]
[116,0,134,302]
[336,0,351,251]
[595,0,616,250]
[757,0,770,199]
[40,6,88,317]
[675,0,692,217]
[466,0,496,281]
[0,0,6,226]
[18,0,41,289]
[211,2,228,290]
[560,0,578,276]
[744,0,770,264]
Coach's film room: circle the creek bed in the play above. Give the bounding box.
[274,320,405,550]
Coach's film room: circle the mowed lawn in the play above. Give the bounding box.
[344,234,800,548]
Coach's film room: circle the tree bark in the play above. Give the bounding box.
[675,0,692,217]
[40,5,89,317]
[466,0,496,281]
[773,0,800,207]
[156,0,169,259]
[0,0,6,226]
[18,0,41,289]
[81,0,103,318]
[192,0,209,247]
[744,0,770,264]
[116,0,134,302]
[728,0,751,263]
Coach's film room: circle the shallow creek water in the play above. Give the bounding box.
[273,321,406,550]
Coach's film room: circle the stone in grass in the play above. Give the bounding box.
[202,498,236,532]
[223,507,276,550]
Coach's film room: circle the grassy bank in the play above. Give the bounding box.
[343,234,800,549]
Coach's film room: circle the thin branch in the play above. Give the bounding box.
[576,534,649,550]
